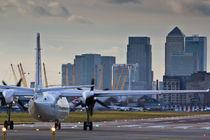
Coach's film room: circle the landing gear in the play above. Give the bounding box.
[83,108,93,131]
[4,103,14,130]
[4,121,14,130]
[83,122,93,131]
[55,121,61,130]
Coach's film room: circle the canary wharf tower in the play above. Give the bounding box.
[127,37,153,90]
[165,27,185,76]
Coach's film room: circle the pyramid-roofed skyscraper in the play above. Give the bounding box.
[168,26,185,37]
[165,27,185,76]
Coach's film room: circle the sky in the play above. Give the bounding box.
[0,0,210,86]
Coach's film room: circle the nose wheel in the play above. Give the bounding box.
[83,122,93,131]
[4,121,14,130]
[83,107,93,131]
[55,121,61,130]
[4,103,14,130]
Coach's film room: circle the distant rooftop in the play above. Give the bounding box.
[168,26,185,37]
[128,37,150,44]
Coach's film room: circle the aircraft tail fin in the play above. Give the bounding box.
[35,33,43,89]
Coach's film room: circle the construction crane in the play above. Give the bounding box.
[116,65,125,90]
[98,65,104,90]
[10,64,18,84]
[73,63,76,86]
[43,63,48,88]
[66,65,69,86]
[121,68,129,90]
[112,65,120,90]
[19,63,28,87]
[17,64,26,87]
[93,65,97,87]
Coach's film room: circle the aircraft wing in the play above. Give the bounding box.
[2,89,34,96]
[10,91,34,96]
[59,90,83,97]
[58,89,209,97]
[93,89,210,97]
[0,85,33,92]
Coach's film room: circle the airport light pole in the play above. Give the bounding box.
[2,127,6,140]
[51,127,56,140]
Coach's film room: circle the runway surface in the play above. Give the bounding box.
[2,114,210,140]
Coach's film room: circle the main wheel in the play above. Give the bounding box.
[89,122,93,131]
[55,122,57,129]
[58,123,61,130]
[83,122,87,131]
[4,121,8,129]
[10,121,14,130]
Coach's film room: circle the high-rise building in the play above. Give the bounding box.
[74,54,101,86]
[165,27,185,76]
[185,35,207,72]
[101,56,115,89]
[61,63,74,86]
[170,52,195,76]
[127,37,153,89]
[70,54,115,89]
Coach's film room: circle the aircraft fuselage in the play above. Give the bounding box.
[28,92,69,122]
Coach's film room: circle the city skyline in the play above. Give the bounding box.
[0,0,210,85]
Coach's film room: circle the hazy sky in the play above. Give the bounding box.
[0,0,210,85]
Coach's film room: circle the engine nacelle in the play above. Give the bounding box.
[2,90,15,104]
[82,91,94,104]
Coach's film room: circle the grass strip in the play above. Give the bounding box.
[0,111,209,124]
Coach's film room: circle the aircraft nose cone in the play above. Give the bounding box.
[33,101,41,109]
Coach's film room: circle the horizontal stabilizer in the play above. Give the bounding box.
[40,85,93,92]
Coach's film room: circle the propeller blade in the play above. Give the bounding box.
[75,102,82,107]
[96,99,110,109]
[90,78,95,91]
[1,80,8,106]
[0,92,6,106]
[2,80,7,86]
[18,99,27,111]
[16,79,22,87]
[0,78,22,107]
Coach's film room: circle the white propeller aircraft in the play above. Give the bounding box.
[0,33,209,131]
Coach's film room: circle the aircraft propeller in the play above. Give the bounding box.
[87,78,110,116]
[73,78,110,116]
[1,79,27,111]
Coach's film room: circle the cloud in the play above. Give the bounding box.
[46,45,64,51]
[67,15,93,24]
[167,1,183,14]
[107,0,141,4]
[0,0,70,18]
[166,0,210,16]
[0,0,93,24]
[193,1,210,16]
